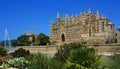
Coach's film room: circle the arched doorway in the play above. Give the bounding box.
[61,34,65,42]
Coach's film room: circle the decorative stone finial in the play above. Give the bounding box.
[80,12,82,15]
[96,10,100,19]
[88,8,91,14]
[118,26,120,29]
[96,10,99,14]
[50,19,53,24]
[88,8,91,11]
[65,13,68,17]
[57,12,60,18]
[83,12,86,15]
[71,15,74,17]
[101,14,106,19]
[117,26,120,31]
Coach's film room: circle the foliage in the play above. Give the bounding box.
[109,54,120,69]
[63,46,102,69]
[0,41,4,47]
[82,41,87,45]
[105,40,111,44]
[37,33,49,45]
[54,43,82,62]
[101,56,114,69]
[12,48,30,58]
[17,35,30,46]
[11,39,18,46]
[1,33,49,46]
[2,57,30,69]
[54,43,102,69]
[101,54,120,69]
[13,33,49,46]
[26,53,63,69]
[0,55,13,65]
[105,39,117,44]
[0,46,8,56]
[49,58,63,69]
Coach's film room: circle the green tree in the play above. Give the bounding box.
[54,43,82,62]
[17,35,30,46]
[37,33,49,45]
[0,46,8,56]
[11,39,18,46]
[0,41,5,47]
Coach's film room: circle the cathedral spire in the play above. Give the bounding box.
[57,12,60,19]
[117,26,120,31]
[50,19,53,31]
[88,8,91,14]
[88,8,91,11]
[96,10,100,19]
[65,13,68,17]
[83,12,86,15]
[79,10,83,15]
[101,14,106,19]
[80,12,82,15]
[71,15,74,17]
[50,19,53,24]
[96,10,99,16]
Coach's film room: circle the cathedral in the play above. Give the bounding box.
[50,9,116,44]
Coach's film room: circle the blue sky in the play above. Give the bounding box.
[0,0,120,41]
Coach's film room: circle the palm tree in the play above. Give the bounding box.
[64,46,102,69]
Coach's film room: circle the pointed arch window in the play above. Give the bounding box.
[102,22,104,32]
[89,29,91,37]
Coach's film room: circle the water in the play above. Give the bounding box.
[8,40,13,53]
[4,29,13,53]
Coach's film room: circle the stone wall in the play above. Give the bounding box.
[13,45,120,56]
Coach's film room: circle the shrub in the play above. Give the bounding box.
[109,54,120,69]
[26,53,63,69]
[12,48,30,58]
[54,43,82,62]
[0,55,13,65]
[105,40,111,44]
[2,57,30,69]
[0,46,8,56]
[54,43,102,69]
[63,46,102,69]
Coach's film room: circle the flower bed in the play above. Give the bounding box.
[2,57,30,69]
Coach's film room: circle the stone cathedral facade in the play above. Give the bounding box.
[50,9,116,44]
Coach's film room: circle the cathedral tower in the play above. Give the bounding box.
[117,26,120,43]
